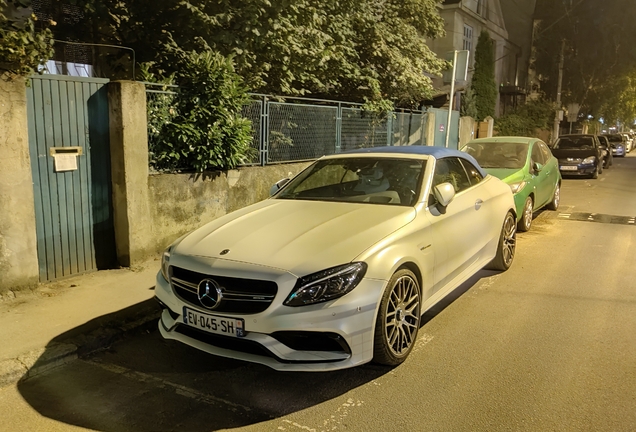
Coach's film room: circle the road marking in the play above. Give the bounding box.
[84,359,255,414]
[279,398,364,432]
[556,212,636,226]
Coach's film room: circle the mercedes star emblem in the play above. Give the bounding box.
[197,278,223,310]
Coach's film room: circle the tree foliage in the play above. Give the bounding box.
[533,0,636,123]
[143,49,254,173]
[471,30,497,121]
[62,0,446,107]
[0,0,54,76]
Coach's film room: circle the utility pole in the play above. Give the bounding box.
[445,50,458,148]
[553,39,565,141]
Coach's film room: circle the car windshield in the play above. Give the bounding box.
[554,137,595,149]
[604,135,622,142]
[461,142,528,169]
[276,157,425,206]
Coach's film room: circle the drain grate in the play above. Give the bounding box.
[557,212,636,226]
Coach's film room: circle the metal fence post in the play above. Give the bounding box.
[387,112,394,146]
[260,95,269,166]
[336,102,342,153]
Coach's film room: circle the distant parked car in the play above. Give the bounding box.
[154,147,517,371]
[462,137,561,232]
[597,135,614,168]
[552,134,604,179]
[622,133,633,153]
[604,134,626,157]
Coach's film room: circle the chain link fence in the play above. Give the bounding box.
[144,85,438,169]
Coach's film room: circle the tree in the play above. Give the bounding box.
[471,30,497,121]
[54,0,447,107]
[532,0,636,120]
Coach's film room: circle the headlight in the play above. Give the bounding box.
[582,156,596,164]
[509,181,526,194]
[284,262,368,307]
[161,247,172,281]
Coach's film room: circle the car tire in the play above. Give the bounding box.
[598,163,603,175]
[485,212,516,272]
[591,165,599,179]
[517,196,533,232]
[546,183,560,211]
[373,268,421,366]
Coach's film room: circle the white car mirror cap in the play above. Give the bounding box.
[270,178,290,196]
[434,182,455,208]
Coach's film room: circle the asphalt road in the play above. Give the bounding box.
[3,154,636,432]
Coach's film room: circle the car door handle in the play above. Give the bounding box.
[475,199,483,210]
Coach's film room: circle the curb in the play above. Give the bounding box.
[0,303,160,389]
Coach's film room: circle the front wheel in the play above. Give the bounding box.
[517,196,533,232]
[485,212,516,272]
[591,165,599,179]
[373,269,421,366]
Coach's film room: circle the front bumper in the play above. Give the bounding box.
[155,268,386,372]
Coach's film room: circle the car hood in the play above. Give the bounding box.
[174,199,416,276]
[551,148,596,159]
[484,168,526,184]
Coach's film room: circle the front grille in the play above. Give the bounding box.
[170,266,278,314]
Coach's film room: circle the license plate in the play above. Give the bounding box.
[560,166,578,171]
[182,307,245,337]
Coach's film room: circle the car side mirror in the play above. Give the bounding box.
[433,182,455,212]
[533,162,543,173]
[269,178,290,196]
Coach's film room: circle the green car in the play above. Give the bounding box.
[461,137,562,232]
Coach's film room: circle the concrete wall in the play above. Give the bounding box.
[145,163,310,257]
[0,76,39,292]
[108,81,153,267]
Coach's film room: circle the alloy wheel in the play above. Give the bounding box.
[502,213,517,267]
[384,275,420,357]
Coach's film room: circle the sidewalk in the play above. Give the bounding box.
[0,259,162,388]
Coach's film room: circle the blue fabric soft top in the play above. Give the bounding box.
[344,146,487,177]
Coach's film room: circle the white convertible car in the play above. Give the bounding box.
[155,147,516,371]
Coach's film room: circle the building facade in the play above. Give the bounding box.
[427,0,535,117]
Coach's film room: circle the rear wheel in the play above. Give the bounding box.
[546,183,560,211]
[373,269,421,366]
[485,212,516,272]
[517,196,533,232]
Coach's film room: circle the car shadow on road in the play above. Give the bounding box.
[16,270,493,432]
[15,299,391,431]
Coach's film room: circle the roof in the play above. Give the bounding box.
[343,146,488,177]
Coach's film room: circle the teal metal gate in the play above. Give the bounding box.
[27,75,116,282]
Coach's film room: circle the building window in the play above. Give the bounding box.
[463,25,473,52]
[477,0,484,16]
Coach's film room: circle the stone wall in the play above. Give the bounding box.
[0,76,39,292]
[145,163,310,257]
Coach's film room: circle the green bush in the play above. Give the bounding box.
[0,0,54,76]
[495,99,554,137]
[471,30,497,121]
[143,50,255,172]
